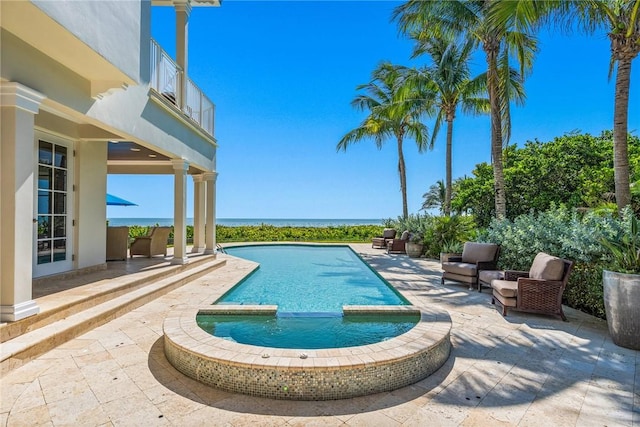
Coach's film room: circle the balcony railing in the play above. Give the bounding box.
[150,39,215,137]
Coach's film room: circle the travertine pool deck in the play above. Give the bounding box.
[1,243,638,426]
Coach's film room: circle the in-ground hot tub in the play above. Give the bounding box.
[163,245,451,400]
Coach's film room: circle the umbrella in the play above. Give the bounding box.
[106,193,137,206]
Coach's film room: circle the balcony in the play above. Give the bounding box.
[150,39,215,137]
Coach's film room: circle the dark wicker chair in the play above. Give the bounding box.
[386,230,410,254]
[491,253,574,321]
[372,228,396,249]
[440,242,501,290]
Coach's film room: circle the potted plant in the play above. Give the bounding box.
[440,239,463,264]
[405,233,424,258]
[601,215,640,350]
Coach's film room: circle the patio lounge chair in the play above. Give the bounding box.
[440,242,500,289]
[372,228,397,249]
[130,226,171,258]
[491,252,574,321]
[387,230,410,254]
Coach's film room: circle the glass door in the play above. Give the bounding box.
[34,138,73,277]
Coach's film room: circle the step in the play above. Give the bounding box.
[0,257,226,375]
[0,254,218,344]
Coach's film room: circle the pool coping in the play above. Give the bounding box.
[163,304,452,400]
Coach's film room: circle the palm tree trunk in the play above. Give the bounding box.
[613,56,632,211]
[397,135,409,219]
[445,117,453,217]
[485,39,507,220]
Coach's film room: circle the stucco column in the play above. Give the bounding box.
[203,172,218,255]
[171,159,189,265]
[174,0,191,110]
[191,174,205,253]
[0,82,45,322]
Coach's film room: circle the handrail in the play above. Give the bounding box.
[150,39,215,137]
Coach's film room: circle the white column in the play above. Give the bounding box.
[174,0,191,110]
[0,82,45,322]
[204,172,218,255]
[191,174,205,253]
[171,159,189,265]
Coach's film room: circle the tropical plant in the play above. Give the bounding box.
[452,131,640,226]
[601,214,640,273]
[337,62,434,218]
[421,180,446,213]
[394,0,536,220]
[407,34,489,216]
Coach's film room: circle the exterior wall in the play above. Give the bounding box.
[75,141,108,269]
[31,0,149,84]
[1,30,216,173]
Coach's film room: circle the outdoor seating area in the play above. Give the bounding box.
[105,226,130,261]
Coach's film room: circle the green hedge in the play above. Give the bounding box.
[127,224,384,244]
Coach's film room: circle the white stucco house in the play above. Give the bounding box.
[0,0,220,322]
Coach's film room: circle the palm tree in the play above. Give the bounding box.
[409,35,489,216]
[490,0,640,212]
[394,0,538,219]
[421,180,446,214]
[337,62,434,219]
[575,0,639,211]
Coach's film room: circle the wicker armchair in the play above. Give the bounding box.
[491,253,574,321]
[372,228,396,249]
[106,226,129,261]
[386,230,410,254]
[130,226,171,258]
[441,242,501,289]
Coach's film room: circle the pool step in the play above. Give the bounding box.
[0,256,226,375]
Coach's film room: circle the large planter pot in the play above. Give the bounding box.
[405,242,424,258]
[603,270,640,350]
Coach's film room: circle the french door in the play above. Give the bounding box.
[33,135,73,277]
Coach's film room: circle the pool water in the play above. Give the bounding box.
[198,244,417,349]
[218,245,409,312]
[196,313,419,349]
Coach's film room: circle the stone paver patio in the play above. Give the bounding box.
[1,243,638,426]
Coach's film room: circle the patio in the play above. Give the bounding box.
[1,243,637,426]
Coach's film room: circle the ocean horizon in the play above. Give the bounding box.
[107,218,384,227]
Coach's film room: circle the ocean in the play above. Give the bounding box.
[106,218,383,227]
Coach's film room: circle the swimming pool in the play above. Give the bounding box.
[163,244,452,400]
[198,244,415,348]
[218,245,409,311]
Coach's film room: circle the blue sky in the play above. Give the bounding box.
[107,0,639,220]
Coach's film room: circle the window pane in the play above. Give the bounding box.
[53,216,66,238]
[53,239,66,261]
[39,141,53,165]
[38,191,51,215]
[38,216,51,238]
[54,169,67,191]
[54,146,67,168]
[37,240,51,264]
[54,193,66,214]
[38,166,52,190]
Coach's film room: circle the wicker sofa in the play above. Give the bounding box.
[491,252,574,321]
[440,242,501,289]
